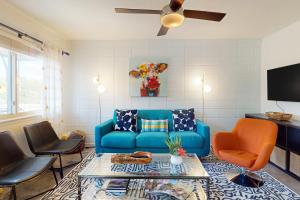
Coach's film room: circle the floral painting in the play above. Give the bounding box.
[129,57,168,97]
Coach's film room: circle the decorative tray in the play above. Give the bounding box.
[111,152,152,164]
[265,112,292,121]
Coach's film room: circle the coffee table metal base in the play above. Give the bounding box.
[78,153,210,199]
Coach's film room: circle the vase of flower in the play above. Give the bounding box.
[165,136,186,165]
[170,155,183,165]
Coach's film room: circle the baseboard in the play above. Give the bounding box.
[85,142,95,148]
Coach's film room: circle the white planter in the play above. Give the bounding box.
[170,155,183,165]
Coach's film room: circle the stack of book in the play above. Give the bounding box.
[145,179,193,200]
[106,179,129,194]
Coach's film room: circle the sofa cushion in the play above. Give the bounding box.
[136,132,168,148]
[137,110,174,132]
[169,131,204,148]
[172,108,196,131]
[101,131,137,148]
[114,109,137,132]
[141,119,168,132]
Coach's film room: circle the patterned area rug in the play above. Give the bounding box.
[43,151,300,200]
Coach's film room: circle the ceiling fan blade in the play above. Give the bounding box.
[169,0,185,12]
[184,10,226,21]
[115,8,161,14]
[157,26,169,36]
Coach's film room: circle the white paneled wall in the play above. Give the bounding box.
[63,39,261,145]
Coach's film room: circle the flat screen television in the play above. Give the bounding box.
[267,63,300,102]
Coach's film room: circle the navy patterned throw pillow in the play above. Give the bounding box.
[114,109,137,132]
[172,108,196,131]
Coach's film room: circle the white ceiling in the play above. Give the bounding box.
[5,0,300,40]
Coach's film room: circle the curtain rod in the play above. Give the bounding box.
[0,22,70,56]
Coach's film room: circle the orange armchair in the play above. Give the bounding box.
[213,118,278,187]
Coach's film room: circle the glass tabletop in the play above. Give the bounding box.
[78,153,209,179]
[81,179,207,200]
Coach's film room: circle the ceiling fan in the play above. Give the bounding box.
[115,0,226,36]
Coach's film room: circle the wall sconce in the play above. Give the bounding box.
[194,74,212,122]
[93,76,100,85]
[193,76,202,86]
[97,84,106,94]
[204,85,212,93]
[93,75,106,94]
[93,74,106,123]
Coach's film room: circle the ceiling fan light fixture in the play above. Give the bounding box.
[160,5,184,28]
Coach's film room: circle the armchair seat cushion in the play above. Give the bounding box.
[169,131,204,148]
[0,157,56,185]
[35,139,82,154]
[101,131,137,148]
[136,132,168,148]
[219,150,258,168]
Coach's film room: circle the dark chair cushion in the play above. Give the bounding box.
[0,156,56,185]
[24,121,82,155]
[0,132,26,169]
[24,121,60,153]
[34,139,82,154]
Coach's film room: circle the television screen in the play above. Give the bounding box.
[267,63,300,102]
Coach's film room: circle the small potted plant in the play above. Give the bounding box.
[165,136,186,165]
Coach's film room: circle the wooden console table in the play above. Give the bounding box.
[245,113,300,180]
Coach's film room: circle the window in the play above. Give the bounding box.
[17,54,43,113]
[0,46,43,117]
[0,48,10,115]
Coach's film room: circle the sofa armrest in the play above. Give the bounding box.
[95,119,114,152]
[196,119,210,156]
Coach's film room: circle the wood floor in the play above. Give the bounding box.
[0,148,299,199]
[265,164,300,194]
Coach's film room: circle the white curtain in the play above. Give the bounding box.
[42,45,63,134]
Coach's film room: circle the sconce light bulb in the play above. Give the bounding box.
[93,76,100,84]
[204,85,212,93]
[97,84,106,94]
[194,77,202,86]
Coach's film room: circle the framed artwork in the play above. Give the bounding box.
[129,57,168,97]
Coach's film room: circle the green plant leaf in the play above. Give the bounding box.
[165,136,182,155]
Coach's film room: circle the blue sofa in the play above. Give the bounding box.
[95,110,210,157]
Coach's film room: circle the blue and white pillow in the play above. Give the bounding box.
[114,109,137,132]
[172,108,196,131]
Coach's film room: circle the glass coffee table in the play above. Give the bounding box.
[78,153,210,200]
